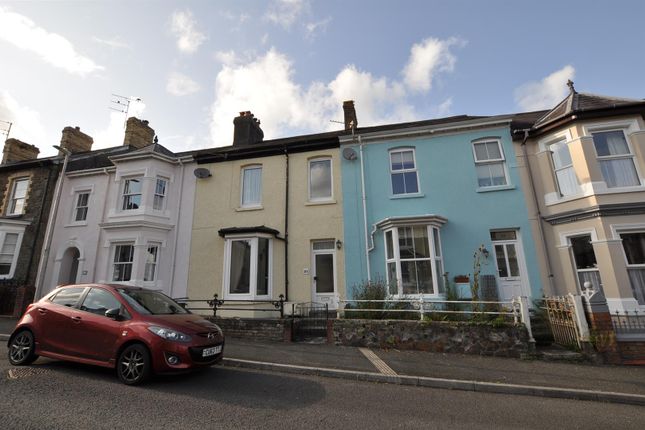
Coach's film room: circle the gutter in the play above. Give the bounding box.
[358,135,371,282]
[283,147,289,301]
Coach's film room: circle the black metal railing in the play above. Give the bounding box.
[292,302,329,340]
[175,294,285,318]
[612,310,645,337]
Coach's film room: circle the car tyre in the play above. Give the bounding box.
[8,330,38,366]
[117,344,151,385]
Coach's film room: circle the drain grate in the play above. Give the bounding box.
[7,367,51,380]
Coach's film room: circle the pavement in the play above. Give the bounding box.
[3,316,645,405]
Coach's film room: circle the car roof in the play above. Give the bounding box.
[56,283,144,291]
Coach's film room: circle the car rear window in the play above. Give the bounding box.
[50,287,86,307]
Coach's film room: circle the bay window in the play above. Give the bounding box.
[620,232,645,305]
[549,139,580,197]
[121,177,142,210]
[225,236,271,297]
[153,178,167,210]
[0,232,21,278]
[592,130,640,188]
[112,243,134,282]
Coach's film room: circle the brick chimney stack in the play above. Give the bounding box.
[123,117,155,149]
[59,126,93,155]
[2,138,40,164]
[233,111,264,147]
[343,100,357,130]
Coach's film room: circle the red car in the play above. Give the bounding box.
[7,284,224,385]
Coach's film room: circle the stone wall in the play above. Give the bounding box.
[333,319,530,358]
[208,317,292,342]
[618,341,645,363]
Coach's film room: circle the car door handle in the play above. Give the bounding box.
[37,308,47,314]
[71,316,82,323]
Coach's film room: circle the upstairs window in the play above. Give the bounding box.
[74,191,90,222]
[112,244,134,282]
[7,178,29,215]
[592,130,640,188]
[389,149,419,195]
[241,166,262,208]
[309,158,332,201]
[122,177,142,210]
[549,139,580,197]
[472,139,508,188]
[153,178,167,210]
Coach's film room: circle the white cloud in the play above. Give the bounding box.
[514,65,576,111]
[0,90,47,149]
[305,17,331,39]
[0,6,104,76]
[170,9,206,54]
[265,0,307,29]
[403,37,463,92]
[208,38,461,146]
[91,36,131,50]
[92,99,146,150]
[167,72,200,96]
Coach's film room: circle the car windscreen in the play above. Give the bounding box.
[117,289,189,315]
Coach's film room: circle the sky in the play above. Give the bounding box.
[1,0,644,157]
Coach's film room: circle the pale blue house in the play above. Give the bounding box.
[339,111,545,302]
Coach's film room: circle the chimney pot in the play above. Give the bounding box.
[343,100,357,130]
[123,117,155,149]
[60,126,93,155]
[2,138,40,164]
[233,111,264,147]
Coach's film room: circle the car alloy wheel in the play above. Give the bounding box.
[8,330,38,366]
[117,344,151,385]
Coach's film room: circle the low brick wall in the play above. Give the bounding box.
[618,341,645,362]
[333,319,530,357]
[208,317,291,342]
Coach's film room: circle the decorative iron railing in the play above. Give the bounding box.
[174,294,285,318]
[612,309,645,339]
[541,296,582,350]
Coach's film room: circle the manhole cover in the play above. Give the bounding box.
[7,367,51,380]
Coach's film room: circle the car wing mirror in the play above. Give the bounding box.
[105,308,121,320]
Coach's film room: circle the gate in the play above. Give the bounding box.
[543,296,582,349]
[293,302,328,341]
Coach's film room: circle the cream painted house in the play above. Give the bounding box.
[187,112,346,314]
[512,83,645,312]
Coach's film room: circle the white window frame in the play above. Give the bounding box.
[384,225,444,297]
[73,190,90,223]
[548,138,580,197]
[121,176,143,211]
[7,177,29,215]
[240,165,263,208]
[0,230,24,279]
[471,138,509,189]
[223,235,272,299]
[389,148,420,196]
[308,157,333,202]
[111,242,135,283]
[153,177,168,211]
[590,128,641,189]
[143,243,160,282]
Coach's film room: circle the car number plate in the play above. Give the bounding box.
[202,345,222,357]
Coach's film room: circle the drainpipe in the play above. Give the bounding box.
[169,158,186,298]
[521,129,555,295]
[34,146,71,299]
[358,135,371,282]
[283,147,290,301]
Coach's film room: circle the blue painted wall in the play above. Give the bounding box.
[340,126,544,299]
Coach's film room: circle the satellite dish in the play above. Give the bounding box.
[342,147,358,161]
[193,168,212,179]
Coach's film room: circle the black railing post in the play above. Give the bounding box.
[279,294,285,318]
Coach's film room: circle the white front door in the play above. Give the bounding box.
[491,230,530,301]
[312,241,337,309]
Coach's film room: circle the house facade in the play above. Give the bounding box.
[187,112,345,312]
[38,118,197,299]
[340,114,545,303]
[513,83,645,312]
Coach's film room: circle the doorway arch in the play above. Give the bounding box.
[58,247,80,285]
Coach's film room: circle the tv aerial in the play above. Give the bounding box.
[0,119,12,140]
[109,94,143,128]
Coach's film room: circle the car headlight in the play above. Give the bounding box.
[148,326,192,342]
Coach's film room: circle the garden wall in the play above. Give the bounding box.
[208,317,291,342]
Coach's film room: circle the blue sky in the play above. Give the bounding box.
[1,0,644,157]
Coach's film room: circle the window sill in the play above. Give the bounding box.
[236,206,263,212]
[305,199,336,206]
[476,185,515,193]
[64,221,88,228]
[389,193,425,200]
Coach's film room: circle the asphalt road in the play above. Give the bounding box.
[1,345,644,430]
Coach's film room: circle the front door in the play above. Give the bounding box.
[491,230,530,301]
[312,241,337,309]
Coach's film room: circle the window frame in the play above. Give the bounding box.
[153,177,168,211]
[240,165,263,208]
[308,157,333,202]
[384,225,444,297]
[223,235,273,299]
[7,177,29,216]
[73,190,90,222]
[471,138,509,189]
[0,230,24,279]
[590,129,641,189]
[389,148,420,196]
[143,243,160,282]
[121,176,144,211]
[111,242,135,283]
[548,138,580,197]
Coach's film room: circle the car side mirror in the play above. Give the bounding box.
[105,308,121,320]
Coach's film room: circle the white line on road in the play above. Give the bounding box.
[359,348,397,376]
